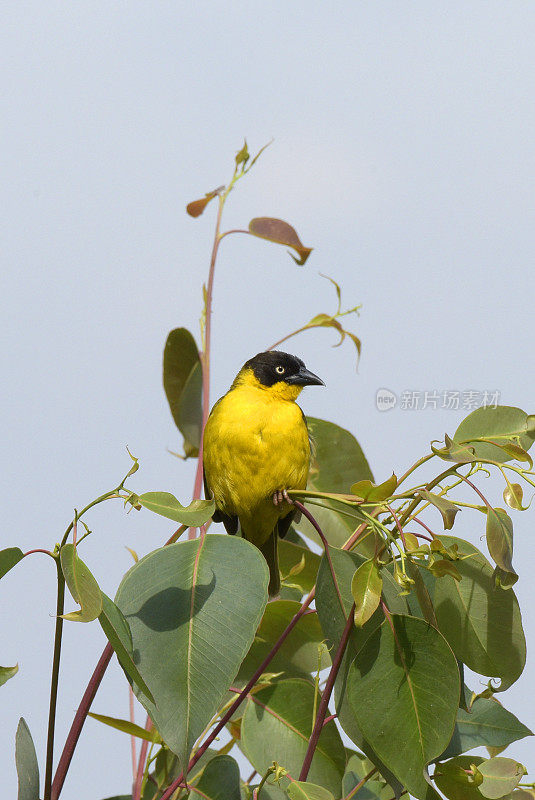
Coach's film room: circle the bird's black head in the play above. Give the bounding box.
[239,351,325,393]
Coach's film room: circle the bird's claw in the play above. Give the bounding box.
[272,489,292,506]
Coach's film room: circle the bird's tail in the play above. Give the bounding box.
[259,529,280,597]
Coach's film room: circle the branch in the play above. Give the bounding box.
[159,588,316,800]
[51,643,114,800]
[299,601,355,782]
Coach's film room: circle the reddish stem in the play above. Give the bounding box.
[159,587,316,800]
[24,548,54,557]
[299,601,355,781]
[385,503,407,549]
[190,196,225,532]
[129,688,137,781]
[132,718,153,800]
[411,515,437,540]
[51,643,114,800]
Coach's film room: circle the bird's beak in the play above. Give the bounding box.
[287,367,325,386]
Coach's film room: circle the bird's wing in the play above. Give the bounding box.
[203,469,239,534]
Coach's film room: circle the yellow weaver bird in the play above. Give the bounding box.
[203,351,324,596]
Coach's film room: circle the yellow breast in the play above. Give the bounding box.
[203,384,310,544]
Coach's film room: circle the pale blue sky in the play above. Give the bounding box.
[2,3,534,797]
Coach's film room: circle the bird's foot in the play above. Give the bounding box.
[272,489,292,506]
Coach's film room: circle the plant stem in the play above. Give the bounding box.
[51,643,114,800]
[299,601,356,782]
[396,453,435,486]
[133,719,153,800]
[129,687,137,781]
[159,588,316,800]
[343,767,378,800]
[43,558,65,800]
[191,193,226,536]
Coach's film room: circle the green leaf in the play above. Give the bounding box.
[279,539,320,593]
[299,418,373,550]
[0,547,24,581]
[98,593,155,704]
[115,535,268,774]
[235,599,330,686]
[477,756,527,799]
[434,755,486,800]
[351,560,382,627]
[315,545,406,797]
[417,491,460,530]
[285,779,335,800]
[235,139,250,167]
[0,663,18,686]
[432,536,525,689]
[190,754,243,800]
[440,693,532,759]
[163,327,202,457]
[60,544,102,622]
[15,718,39,800]
[248,217,313,265]
[347,615,460,800]
[503,483,526,511]
[241,678,345,796]
[486,508,517,586]
[453,406,535,462]
[88,712,161,742]
[138,491,215,526]
[351,475,397,502]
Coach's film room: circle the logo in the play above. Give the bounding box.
[376,388,397,411]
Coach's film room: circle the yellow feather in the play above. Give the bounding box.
[203,366,310,547]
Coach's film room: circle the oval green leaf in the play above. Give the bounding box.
[417,490,460,530]
[432,536,525,689]
[477,756,527,799]
[351,474,397,502]
[115,535,268,773]
[241,678,345,796]
[0,547,24,581]
[279,539,320,593]
[189,754,241,800]
[503,482,526,511]
[163,327,202,457]
[286,779,335,800]
[16,717,39,800]
[138,491,215,526]
[347,615,460,800]
[0,663,18,686]
[351,560,382,627]
[486,508,517,586]
[440,693,532,759]
[60,543,102,622]
[315,545,406,796]
[453,406,535,462]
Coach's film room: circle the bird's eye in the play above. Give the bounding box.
[275,365,285,374]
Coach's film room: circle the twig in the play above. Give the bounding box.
[159,588,316,800]
[43,559,66,800]
[129,688,137,782]
[133,718,153,800]
[51,643,114,800]
[299,602,356,781]
[343,767,379,800]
